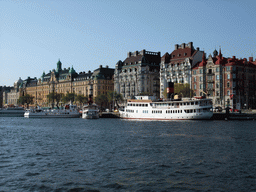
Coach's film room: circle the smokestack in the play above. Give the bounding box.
[167,82,174,100]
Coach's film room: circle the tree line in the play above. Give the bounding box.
[18,91,123,109]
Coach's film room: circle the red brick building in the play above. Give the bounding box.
[192,49,256,109]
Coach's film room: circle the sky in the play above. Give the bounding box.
[1,0,256,86]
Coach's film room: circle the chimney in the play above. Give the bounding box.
[196,47,200,51]
[249,57,253,62]
[135,51,139,56]
[127,52,132,58]
[106,65,109,68]
[233,56,236,59]
[174,44,178,50]
[188,42,193,48]
[99,65,103,68]
[181,43,185,49]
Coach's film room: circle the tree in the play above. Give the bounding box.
[47,92,63,108]
[18,94,34,108]
[62,92,76,104]
[163,88,168,99]
[75,94,88,107]
[107,91,124,109]
[95,94,108,110]
[174,83,193,98]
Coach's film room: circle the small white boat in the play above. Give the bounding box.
[119,96,213,120]
[24,104,80,118]
[82,104,99,119]
[0,106,25,117]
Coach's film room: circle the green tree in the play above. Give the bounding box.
[95,94,108,110]
[47,92,63,108]
[75,94,88,107]
[107,91,124,109]
[163,88,168,99]
[18,94,34,108]
[62,92,76,104]
[174,83,193,98]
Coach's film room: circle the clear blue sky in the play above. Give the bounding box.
[1,0,256,86]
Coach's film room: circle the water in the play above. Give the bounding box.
[0,117,256,192]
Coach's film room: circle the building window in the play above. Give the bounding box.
[216,67,219,72]
[216,91,220,96]
[227,74,230,79]
[227,82,230,88]
[194,84,196,89]
[200,84,203,89]
[216,75,219,80]
[216,83,219,88]
[200,76,203,82]
[200,69,203,74]
[227,90,230,96]
[194,77,196,82]
[193,70,197,75]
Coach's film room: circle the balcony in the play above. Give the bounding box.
[207,80,214,83]
[207,87,214,91]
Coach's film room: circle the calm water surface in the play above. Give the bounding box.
[0,117,256,192]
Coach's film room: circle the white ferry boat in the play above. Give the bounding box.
[82,104,99,119]
[24,104,80,118]
[119,96,213,120]
[0,107,25,117]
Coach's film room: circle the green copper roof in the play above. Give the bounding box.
[69,65,76,74]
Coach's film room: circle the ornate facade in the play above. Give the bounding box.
[114,49,161,100]
[160,42,203,98]
[20,60,114,107]
[192,49,256,109]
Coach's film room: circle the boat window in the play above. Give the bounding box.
[145,104,148,107]
[195,101,198,105]
[136,104,138,106]
[191,102,194,105]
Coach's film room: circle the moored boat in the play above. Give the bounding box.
[24,104,80,118]
[0,106,25,117]
[119,96,213,120]
[82,104,99,119]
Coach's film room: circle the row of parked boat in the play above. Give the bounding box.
[0,104,100,119]
[1,96,214,120]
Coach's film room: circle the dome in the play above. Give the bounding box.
[14,77,22,85]
[69,65,76,74]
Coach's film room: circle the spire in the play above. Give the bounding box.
[56,59,62,72]
[202,51,206,61]
[219,47,222,59]
[199,51,207,67]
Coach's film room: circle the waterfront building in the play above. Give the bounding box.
[192,49,256,109]
[5,78,23,106]
[0,86,13,108]
[114,49,161,100]
[20,60,114,107]
[160,42,204,98]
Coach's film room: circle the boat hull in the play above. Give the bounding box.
[119,98,213,121]
[24,113,80,118]
[120,112,213,120]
